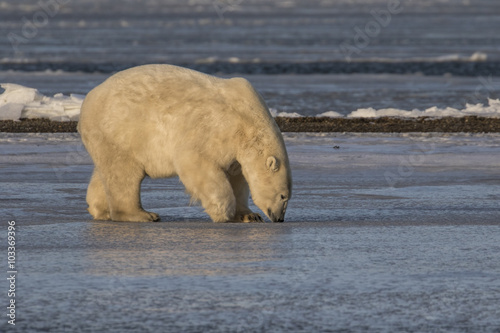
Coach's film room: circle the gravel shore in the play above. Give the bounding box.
[275,116,500,133]
[2,117,500,133]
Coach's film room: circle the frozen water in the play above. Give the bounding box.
[1,133,500,331]
[1,132,500,223]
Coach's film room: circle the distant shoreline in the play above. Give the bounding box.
[2,60,500,76]
[2,117,500,133]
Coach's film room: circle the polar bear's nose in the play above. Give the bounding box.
[268,201,287,222]
[267,209,277,222]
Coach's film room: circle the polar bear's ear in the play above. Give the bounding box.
[266,156,280,172]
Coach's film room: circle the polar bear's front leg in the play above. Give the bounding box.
[228,171,264,223]
[176,155,237,222]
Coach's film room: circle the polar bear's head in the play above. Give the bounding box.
[242,152,292,222]
[228,77,292,222]
[260,155,292,222]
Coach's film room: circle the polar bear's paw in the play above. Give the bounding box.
[237,213,264,223]
[111,210,160,222]
[89,208,111,221]
[145,211,161,222]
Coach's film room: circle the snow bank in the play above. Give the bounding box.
[269,108,303,118]
[347,99,500,118]
[0,84,84,121]
[2,83,500,121]
[316,111,344,118]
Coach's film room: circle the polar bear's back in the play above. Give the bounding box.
[106,64,218,94]
[82,64,270,122]
[93,64,222,113]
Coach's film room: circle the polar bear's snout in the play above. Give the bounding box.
[267,195,289,222]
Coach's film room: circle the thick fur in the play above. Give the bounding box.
[78,64,292,222]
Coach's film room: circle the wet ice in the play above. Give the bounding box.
[1,132,500,332]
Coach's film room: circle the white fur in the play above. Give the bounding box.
[78,64,292,222]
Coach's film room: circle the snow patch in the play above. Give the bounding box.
[316,111,344,118]
[0,84,84,121]
[347,99,500,118]
[269,108,303,118]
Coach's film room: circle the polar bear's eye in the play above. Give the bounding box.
[280,194,287,201]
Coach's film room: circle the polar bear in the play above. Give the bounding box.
[78,64,292,223]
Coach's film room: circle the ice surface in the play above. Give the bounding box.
[2,131,500,224]
[1,132,500,332]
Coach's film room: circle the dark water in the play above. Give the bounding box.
[2,0,500,67]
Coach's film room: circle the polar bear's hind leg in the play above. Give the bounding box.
[93,151,159,222]
[87,169,111,220]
